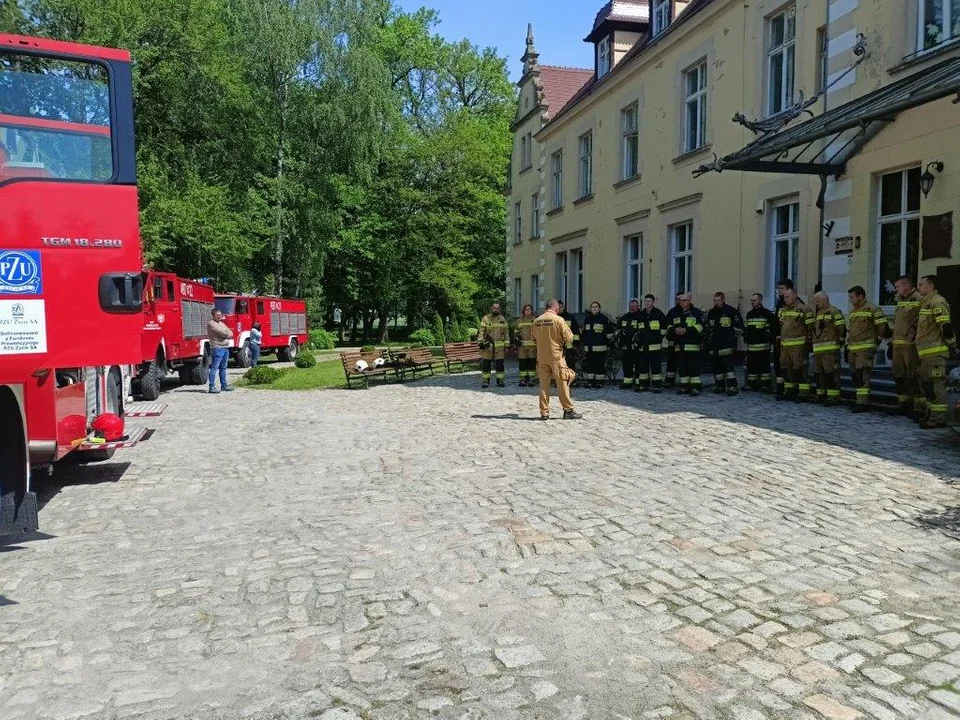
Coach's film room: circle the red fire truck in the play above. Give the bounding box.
[213,294,309,366]
[0,34,156,534]
[135,272,215,399]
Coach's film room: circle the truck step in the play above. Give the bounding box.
[125,402,167,418]
[75,427,154,452]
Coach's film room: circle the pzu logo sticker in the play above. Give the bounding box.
[0,251,42,295]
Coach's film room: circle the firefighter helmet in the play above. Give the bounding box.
[91,413,124,442]
[354,360,369,373]
[373,357,386,368]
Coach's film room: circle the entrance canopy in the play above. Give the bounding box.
[694,56,960,178]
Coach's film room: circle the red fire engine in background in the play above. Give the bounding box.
[0,34,157,534]
[214,294,308,366]
[135,271,215,399]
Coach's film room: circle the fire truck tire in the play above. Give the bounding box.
[186,347,211,386]
[0,387,29,530]
[139,360,161,401]
[278,339,299,362]
[235,341,252,369]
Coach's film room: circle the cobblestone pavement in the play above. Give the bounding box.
[2,371,960,720]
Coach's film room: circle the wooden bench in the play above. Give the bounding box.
[340,351,398,389]
[443,342,482,373]
[400,347,446,379]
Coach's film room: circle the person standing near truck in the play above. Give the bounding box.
[250,321,263,368]
[207,308,234,393]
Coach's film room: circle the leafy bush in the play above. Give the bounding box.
[308,328,336,350]
[449,318,463,343]
[466,327,478,340]
[408,328,437,346]
[244,366,284,385]
[360,344,376,352]
[294,351,317,368]
[432,312,446,346]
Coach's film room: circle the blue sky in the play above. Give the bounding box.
[395,1,596,80]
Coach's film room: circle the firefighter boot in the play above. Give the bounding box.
[563,409,583,420]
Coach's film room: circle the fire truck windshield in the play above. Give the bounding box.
[214,297,236,314]
[0,52,112,182]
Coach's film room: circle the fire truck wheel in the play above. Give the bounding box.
[187,347,211,386]
[278,339,299,362]
[235,341,252,369]
[139,360,161,401]
[0,387,29,529]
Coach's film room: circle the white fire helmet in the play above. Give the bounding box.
[354,360,369,373]
[373,357,386,368]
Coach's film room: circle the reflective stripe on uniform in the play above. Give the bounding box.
[892,339,914,346]
[781,338,806,347]
[918,344,949,357]
[847,342,876,352]
[747,344,771,351]
[813,342,840,352]
[587,345,608,352]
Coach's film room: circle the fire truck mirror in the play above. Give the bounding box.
[99,273,144,314]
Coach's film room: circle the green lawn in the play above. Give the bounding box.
[240,356,453,391]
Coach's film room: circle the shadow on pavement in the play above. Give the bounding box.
[471,413,545,422]
[912,506,960,541]
[36,461,131,513]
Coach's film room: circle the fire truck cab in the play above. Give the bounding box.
[0,34,153,534]
[214,294,308,366]
[136,272,215,399]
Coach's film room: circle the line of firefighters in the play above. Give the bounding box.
[476,274,957,429]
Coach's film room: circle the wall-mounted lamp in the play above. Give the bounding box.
[822,220,835,238]
[920,160,944,198]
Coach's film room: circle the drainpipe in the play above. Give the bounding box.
[816,0,831,294]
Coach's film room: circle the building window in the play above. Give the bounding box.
[877,167,922,306]
[767,5,796,115]
[770,201,800,299]
[683,62,708,153]
[597,37,611,77]
[531,274,541,311]
[573,248,584,312]
[514,201,523,244]
[514,277,523,314]
[670,223,693,297]
[531,193,541,239]
[816,26,828,92]
[578,132,593,199]
[653,0,672,36]
[621,103,639,180]
[919,0,960,51]
[626,234,643,303]
[556,251,568,306]
[520,131,533,170]
[551,150,563,209]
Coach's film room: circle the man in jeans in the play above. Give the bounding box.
[207,309,234,393]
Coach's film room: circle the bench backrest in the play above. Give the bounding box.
[406,347,438,364]
[341,351,385,373]
[443,342,481,359]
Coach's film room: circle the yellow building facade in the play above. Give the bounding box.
[506,0,960,322]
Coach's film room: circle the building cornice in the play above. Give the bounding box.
[615,208,651,225]
[656,192,702,213]
[548,227,589,245]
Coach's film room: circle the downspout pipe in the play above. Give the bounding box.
[816,0,831,294]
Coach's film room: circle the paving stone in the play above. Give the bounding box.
[673,626,723,652]
[494,646,545,669]
[928,689,960,715]
[860,667,904,686]
[916,662,960,685]
[935,632,960,650]
[866,614,911,633]
[802,693,863,719]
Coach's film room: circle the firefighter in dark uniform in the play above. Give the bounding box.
[557,300,580,385]
[664,293,683,388]
[744,292,778,392]
[616,298,643,390]
[667,293,705,396]
[581,301,615,388]
[705,291,745,396]
[636,294,667,392]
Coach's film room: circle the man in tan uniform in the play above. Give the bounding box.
[846,285,890,413]
[916,275,958,429]
[811,292,845,405]
[533,299,583,420]
[478,303,510,388]
[890,275,922,416]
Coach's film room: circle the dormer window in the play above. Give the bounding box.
[597,37,611,77]
[652,0,671,36]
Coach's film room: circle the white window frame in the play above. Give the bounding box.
[621,102,639,180]
[578,132,593,199]
[597,37,611,77]
[556,251,569,306]
[816,26,828,92]
[519,135,527,170]
[513,277,522,314]
[551,150,563,209]
[531,273,540,311]
[766,4,797,116]
[670,223,694,297]
[918,0,959,51]
[531,193,541,239]
[653,0,672,36]
[769,200,800,301]
[514,201,523,244]
[520,131,533,170]
[875,167,922,308]
[625,234,643,305]
[683,61,708,153]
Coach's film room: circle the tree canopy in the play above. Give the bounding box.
[3,0,513,339]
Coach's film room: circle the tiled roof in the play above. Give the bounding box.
[539,65,594,118]
[546,0,714,128]
[592,0,650,31]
